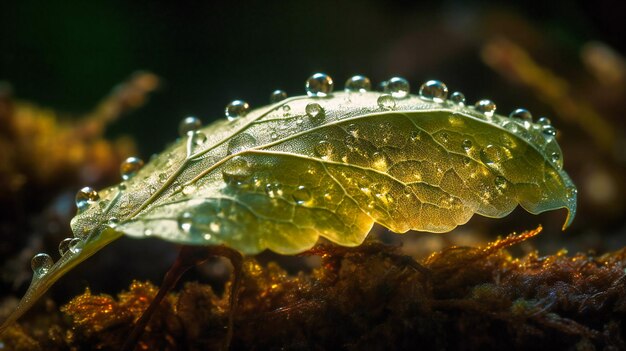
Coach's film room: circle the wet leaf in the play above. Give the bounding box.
[81,91,574,254]
[0,85,577,334]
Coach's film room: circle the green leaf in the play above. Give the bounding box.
[74,90,576,254]
[0,87,577,334]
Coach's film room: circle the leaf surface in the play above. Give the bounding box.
[73,91,577,254]
[0,90,577,334]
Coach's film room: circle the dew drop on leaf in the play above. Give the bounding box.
[384,77,410,99]
[225,100,250,121]
[270,89,288,103]
[480,144,504,167]
[107,217,120,228]
[450,91,466,105]
[120,157,144,181]
[419,80,448,102]
[222,156,252,186]
[227,133,257,155]
[305,73,334,97]
[31,253,53,276]
[68,238,83,254]
[509,108,532,122]
[344,75,372,93]
[292,186,311,204]
[305,103,325,121]
[377,94,396,110]
[178,116,202,137]
[542,125,557,136]
[537,117,552,126]
[193,131,207,146]
[75,187,99,211]
[475,99,497,117]
[58,238,72,256]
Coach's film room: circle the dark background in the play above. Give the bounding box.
[1,0,625,296]
[1,0,622,154]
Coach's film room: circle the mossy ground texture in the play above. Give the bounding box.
[2,227,626,351]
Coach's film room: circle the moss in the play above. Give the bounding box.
[2,226,626,350]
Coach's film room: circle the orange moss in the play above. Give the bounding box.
[2,226,626,350]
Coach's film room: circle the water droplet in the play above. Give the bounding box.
[462,139,473,151]
[222,156,252,186]
[265,183,283,198]
[550,152,561,164]
[314,140,334,159]
[292,186,311,205]
[227,132,257,155]
[475,99,497,117]
[107,217,120,228]
[178,211,193,233]
[537,117,552,126]
[344,75,372,92]
[494,176,507,190]
[75,186,99,211]
[384,77,410,99]
[542,125,557,137]
[68,238,83,254]
[377,94,396,110]
[193,131,207,145]
[305,73,334,97]
[225,100,250,121]
[120,157,144,181]
[480,144,504,167]
[450,92,466,105]
[118,182,127,190]
[509,108,532,122]
[305,102,325,121]
[178,116,202,137]
[282,105,291,114]
[31,253,53,276]
[270,90,288,103]
[158,173,168,183]
[58,238,72,256]
[419,80,448,102]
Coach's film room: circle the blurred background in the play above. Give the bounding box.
[0,0,625,302]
